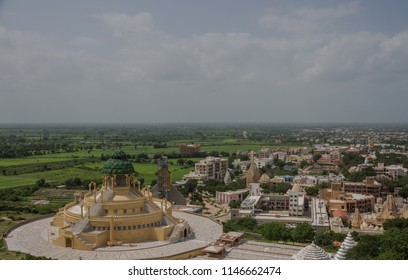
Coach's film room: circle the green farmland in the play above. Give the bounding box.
[0,177,37,189]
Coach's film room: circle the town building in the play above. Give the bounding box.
[375,163,407,180]
[343,177,382,198]
[258,148,273,159]
[182,156,227,181]
[216,189,248,204]
[179,144,200,157]
[233,183,306,218]
[232,157,272,171]
[323,182,375,215]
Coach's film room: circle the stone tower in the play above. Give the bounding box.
[378,195,399,220]
[245,162,260,188]
[157,155,171,199]
[224,170,232,186]
[351,208,363,230]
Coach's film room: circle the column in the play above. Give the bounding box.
[109,216,114,246]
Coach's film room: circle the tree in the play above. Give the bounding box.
[379,227,408,259]
[73,177,82,186]
[300,160,308,169]
[35,178,50,188]
[136,153,149,162]
[223,217,257,233]
[275,159,285,169]
[383,218,408,230]
[262,182,292,194]
[315,231,345,248]
[305,186,319,197]
[228,200,241,209]
[316,182,330,189]
[185,179,198,193]
[190,192,203,205]
[291,223,315,243]
[346,235,381,260]
[399,186,408,199]
[261,222,287,241]
[313,154,322,162]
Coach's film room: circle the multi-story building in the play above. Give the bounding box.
[323,182,375,215]
[194,156,228,181]
[216,189,248,204]
[375,163,407,180]
[235,183,305,217]
[288,190,305,216]
[258,148,272,159]
[343,177,382,198]
[179,144,200,157]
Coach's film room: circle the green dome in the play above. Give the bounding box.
[102,151,135,175]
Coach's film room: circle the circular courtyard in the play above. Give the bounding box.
[4,211,223,260]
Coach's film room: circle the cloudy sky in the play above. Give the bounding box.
[1,0,408,123]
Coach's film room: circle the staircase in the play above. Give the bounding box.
[74,234,94,250]
[72,217,90,234]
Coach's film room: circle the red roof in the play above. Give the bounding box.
[332,209,348,218]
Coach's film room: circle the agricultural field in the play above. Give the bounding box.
[0,124,309,190]
[19,168,102,185]
[0,177,37,189]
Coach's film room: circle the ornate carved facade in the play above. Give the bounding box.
[51,151,191,250]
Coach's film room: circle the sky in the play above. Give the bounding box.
[1,0,408,123]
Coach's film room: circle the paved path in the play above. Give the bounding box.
[194,240,301,260]
[4,211,223,260]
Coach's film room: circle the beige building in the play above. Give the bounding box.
[375,163,407,180]
[179,144,200,157]
[194,156,227,181]
[233,183,305,218]
[324,182,375,214]
[351,195,408,231]
[51,151,191,250]
[343,177,382,198]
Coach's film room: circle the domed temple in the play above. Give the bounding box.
[51,151,191,250]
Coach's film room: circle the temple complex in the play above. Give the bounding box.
[51,151,191,250]
[351,194,408,231]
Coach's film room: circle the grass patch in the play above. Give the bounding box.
[0,176,37,189]
[0,211,48,260]
[19,168,101,185]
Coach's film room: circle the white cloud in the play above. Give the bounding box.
[299,32,387,82]
[258,2,360,33]
[368,29,408,75]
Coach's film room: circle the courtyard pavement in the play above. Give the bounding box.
[4,211,223,260]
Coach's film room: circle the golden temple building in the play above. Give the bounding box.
[51,151,191,250]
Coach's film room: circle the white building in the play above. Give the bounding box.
[375,163,407,180]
